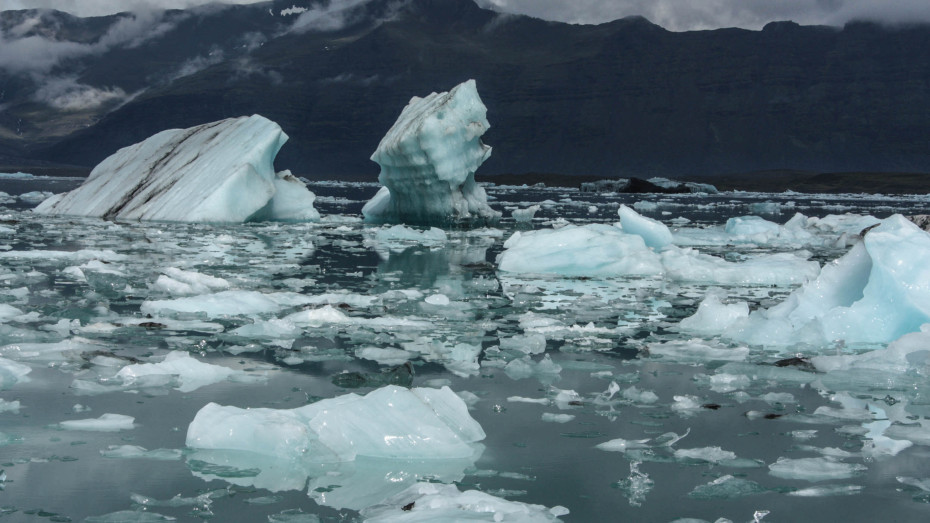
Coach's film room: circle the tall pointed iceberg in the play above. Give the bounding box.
[362,79,500,227]
[35,115,319,223]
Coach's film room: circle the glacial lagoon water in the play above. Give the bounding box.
[2,176,930,522]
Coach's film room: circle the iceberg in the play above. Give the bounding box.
[721,214,930,346]
[34,115,319,223]
[186,385,485,462]
[362,80,500,227]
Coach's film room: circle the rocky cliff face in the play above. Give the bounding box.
[2,0,930,179]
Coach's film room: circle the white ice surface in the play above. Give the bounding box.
[34,115,318,223]
[722,214,930,346]
[618,204,673,248]
[115,351,244,393]
[59,413,135,432]
[360,482,568,522]
[186,385,485,462]
[362,80,500,226]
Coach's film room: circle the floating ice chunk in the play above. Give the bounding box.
[231,317,301,343]
[614,460,653,507]
[100,445,182,460]
[186,385,485,462]
[646,339,749,364]
[285,305,430,331]
[141,290,313,317]
[115,352,244,393]
[152,268,230,297]
[0,338,101,362]
[786,484,863,497]
[768,457,866,481]
[249,170,321,222]
[707,373,751,393]
[673,446,737,464]
[362,80,500,227]
[897,476,930,492]
[660,248,819,286]
[688,475,767,499]
[360,482,568,522]
[374,225,448,244]
[355,347,415,366]
[724,215,930,346]
[0,356,30,389]
[595,438,651,453]
[59,413,135,432]
[811,326,930,374]
[85,510,177,522]
[499,334,547,355]
[0,398,21,412]
[678,293,750,336]
[725,216,781,237]
[0,304,26,323]
[35,115,318,223]
[425,293,451,306]
[541,413,575,423]
[512,205,540,223]
[618,204,673,249]
[497,224,664,276]
[621,386,658,404]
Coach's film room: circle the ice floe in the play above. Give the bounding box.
[187,385,484,462]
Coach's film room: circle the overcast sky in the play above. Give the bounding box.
[5,0,930,31]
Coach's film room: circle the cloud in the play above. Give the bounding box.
[475,0,930,31]
[2,0,262,18]
[286,0,392,34]
[0,10,183,75]
[32,76,129,110]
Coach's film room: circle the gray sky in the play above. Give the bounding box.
[5,0,930,30]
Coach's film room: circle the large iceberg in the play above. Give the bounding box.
[35,115,319,223]
[706,214,930,346]
[362,79,500,227]
[186,385,485,462]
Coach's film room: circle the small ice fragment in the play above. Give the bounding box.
[425,294,451,306]
[673,446,737,464]
[786,484,863,497]
[512,205,540,223]
[59,413,135,432]
[595,438,651,452]
[687,475,767,499]
[768,457,867,482]
[541,413,575,423]
[359,482,567,522]
[100,445,182,460]
[621,386,659,404]
[85,510,177,522]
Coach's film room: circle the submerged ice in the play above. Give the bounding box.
[35,115,319,223]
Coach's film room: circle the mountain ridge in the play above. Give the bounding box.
[1,0,929,185]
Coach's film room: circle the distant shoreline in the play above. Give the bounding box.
[3,164,928,195]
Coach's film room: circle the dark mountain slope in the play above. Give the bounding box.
[2,0,929,180]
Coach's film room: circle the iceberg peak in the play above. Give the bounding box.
[362,79,500,227]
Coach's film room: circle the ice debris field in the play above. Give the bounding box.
[3,84,930,521]
[4,176,930,522]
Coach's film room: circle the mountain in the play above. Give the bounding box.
[2,0,930,182]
